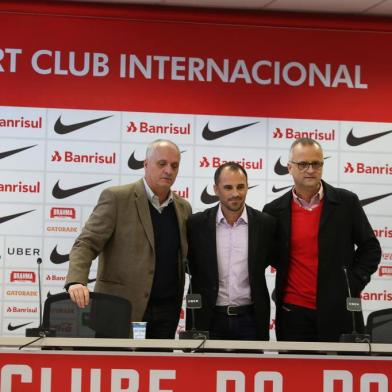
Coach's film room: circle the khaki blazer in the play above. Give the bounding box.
[66,179,192,321]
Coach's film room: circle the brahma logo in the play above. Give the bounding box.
[0,116,43,129]
[272,127,335,140]
[361,290,392,301]
[10,271,36,283]
[51,150,116,164]
[199,156,262,170]
[50,207,76,219]
[373,226,392,239]
[0,181,41,193]
[126,121,191,135]
[344,162,392,175]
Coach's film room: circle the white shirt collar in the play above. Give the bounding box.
[143,178,173,213]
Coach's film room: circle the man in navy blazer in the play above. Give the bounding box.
[263,137,381,342]
[186,162,276,340]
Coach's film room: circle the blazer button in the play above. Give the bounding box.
[144,293,149,298]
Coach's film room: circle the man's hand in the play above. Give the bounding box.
[68,283,90,308]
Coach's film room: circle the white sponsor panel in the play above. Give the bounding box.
[5,268,38,285]
[194,146,266,179]
[45,205,81,222]
[268,117,339,149]
[45,221,81,238]
[0,235,4,266]
[368,216,392,248]
[172,177,193,202]
[4,302,39,316]
[0,205,42,236]
[43,237,74,270]
[0,172,44,203]
[340,152,392,184]
[4,236,42,266]
[381,247,392,262]
[4,285,39,300]
[0,139,44,170]
[44,270,68,286]
[192,180,217,211]
[0,106,46,138]
[361,278,392,311]
[47,109,121,141]
[195,115,267,147]
[340,120,392,152]
[122,112,194,144]
[3,317,37,336]
[266,180,293,202]
[47,141,120,173]
[242,180,266,210]
[45,172,118,205]
[337,183,392,215]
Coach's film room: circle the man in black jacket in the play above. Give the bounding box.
[263,137,381,342]
[186,162,276,340]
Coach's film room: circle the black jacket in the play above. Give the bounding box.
[263,181,381,341]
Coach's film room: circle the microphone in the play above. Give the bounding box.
[179,259,209,340]
[339,267,369,343]
[25,257,56,337]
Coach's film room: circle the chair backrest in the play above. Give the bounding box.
[42,292,132,338]
[366,308,392,343]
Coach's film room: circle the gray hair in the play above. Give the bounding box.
[288,137,323,161]
[145,139,181,160]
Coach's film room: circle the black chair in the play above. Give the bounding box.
[42,292,132,338]
[366,308,392,343]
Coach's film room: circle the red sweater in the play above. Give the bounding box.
[283,200,323,309]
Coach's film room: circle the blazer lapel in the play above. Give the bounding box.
[319,181,339,231]
[208,206,219,281]
[134,180,154,249]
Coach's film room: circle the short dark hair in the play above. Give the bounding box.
[214,162,248,185]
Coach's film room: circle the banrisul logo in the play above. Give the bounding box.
[126,121,191,135]
[272,127,335,140]
[199,156,262,170]
[344,162,392,175]
[51,150,116,164]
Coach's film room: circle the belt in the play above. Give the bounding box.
[215,304,254,316]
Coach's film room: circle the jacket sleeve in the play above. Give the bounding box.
[66,188,117,285]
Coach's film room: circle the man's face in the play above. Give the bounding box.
[288,143,324,193]
[214,167,248,214]
[144,142,180,196]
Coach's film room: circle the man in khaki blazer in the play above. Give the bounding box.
[65,139,191,339]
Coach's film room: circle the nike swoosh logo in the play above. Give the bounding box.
[346,128,392,146]
[0,145,37,160]
[0,209,35,224]
[360,192,392,207]
[274,158,289,175]
[54,115,113,135]
[52,179,111,199]
[202,121,259,141]
[128,151,144,170]
[200,185,258,204]
[88,278,96,283]
[272,185,292,193]
[50,245,69,264]
[8,322,32,331]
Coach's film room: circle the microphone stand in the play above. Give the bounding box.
[339,267,370,343]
